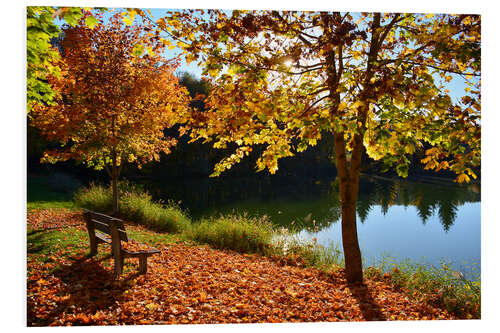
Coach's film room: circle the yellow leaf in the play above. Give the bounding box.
[456,173,470,183]
[404,144,415,154]
[177,41,189,49]
[186,53,196,65]
[146,303,157,311]
[123,16,133,26]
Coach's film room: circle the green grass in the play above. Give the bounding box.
[73,183,113,212]
[27,201,75,210]
[125,229,191,248]
[188,214,275,255]
[27,226,87,259]
[120,192,192,234]
[272,229,344,270]
[27,226,89,276]
[365,256,481,319]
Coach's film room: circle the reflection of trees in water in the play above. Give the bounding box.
[140,175,479,233]
[416,195,434,225]
[438,200,458,232]
[375,180,400,216]
[356,181,377,223]
[355,177,479,232]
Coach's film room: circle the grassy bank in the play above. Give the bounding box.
[73,181,191,233]
[187,214,275,255]
[30,180,481,319]
[365,258,480,318]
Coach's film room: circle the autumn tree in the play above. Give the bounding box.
[140,10,480,282]
[27,6,102,113]
[31,11,191,215]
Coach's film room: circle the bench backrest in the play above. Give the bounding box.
[83,209,128,242]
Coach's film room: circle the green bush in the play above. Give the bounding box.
[188,214,275,255]
[73,181,191,233]
[120,191,191,233]
[73,182,113,212]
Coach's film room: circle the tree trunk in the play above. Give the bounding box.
[112,172,118,216]
[334,132,363,283]
[112,153,119,216]
[340,195,363,282]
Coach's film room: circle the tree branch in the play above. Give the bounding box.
[295,62,325,69]
[402,60,481,77]
[377,14,403,48]
[298,94,331,118]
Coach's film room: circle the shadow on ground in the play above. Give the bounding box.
[28,252,141,326]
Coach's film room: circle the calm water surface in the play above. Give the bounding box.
[143,175,481,275]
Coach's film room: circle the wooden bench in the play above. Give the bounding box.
[83,209,160,277]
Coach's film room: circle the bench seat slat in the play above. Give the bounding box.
[95,231,112,243]
[94,231,159,255]
[84,210,128,242]
[89,218,128,242]
[122,248,161,256]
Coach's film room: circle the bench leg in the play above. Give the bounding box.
[113,252,123,278]
[89,241,97,257]
[87,229,97,256]
[139,254,147,274]
[114,257,122,278]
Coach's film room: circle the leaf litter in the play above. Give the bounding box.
[27,209,454,326]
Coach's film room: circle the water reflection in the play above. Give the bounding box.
[357,176,480,232]
[142,174,480,234]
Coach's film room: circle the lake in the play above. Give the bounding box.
[142,174,481,276]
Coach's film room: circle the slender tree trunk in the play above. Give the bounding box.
[340,192,363,283]
[111,152,119,216]
[333,132,363,283]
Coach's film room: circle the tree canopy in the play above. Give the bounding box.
[151,11,480,182]
[31,11,191,213]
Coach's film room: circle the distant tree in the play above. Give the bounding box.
[145,10,480,282]
[178,72,211,107]
[31,11,191,214]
